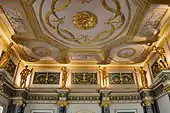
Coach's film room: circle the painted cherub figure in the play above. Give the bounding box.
[20,65,33,88]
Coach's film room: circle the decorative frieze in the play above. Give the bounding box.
[109,73,134,84]
[33,72,60,84]
[71,72,97,84]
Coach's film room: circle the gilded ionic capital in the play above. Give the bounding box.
[163,85,170,93]
[12,99,25,107]
[143,99,154,106]
[100,100,112,107]
[56,100,69,108]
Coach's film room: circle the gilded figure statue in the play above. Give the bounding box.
[138,67,148,89]
[152,46,168,69]
[61,66,68,88]
[99,66,108,88]
[0,43,13,68]
[20,65,33,88]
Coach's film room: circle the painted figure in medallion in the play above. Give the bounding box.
[99,66,108,88]
[152,46,168,69]
[0,43,13,68]
[139,67,148,89]
[20,65,33,88]
[61,66,69,88]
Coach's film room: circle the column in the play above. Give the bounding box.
[57,89,70,113]
[99,89,112,113]
[140,89,155,113]
[7,99,26,113]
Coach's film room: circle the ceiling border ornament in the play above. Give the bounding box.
[40,0,126,45]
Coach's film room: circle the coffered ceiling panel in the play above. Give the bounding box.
[32,0,138,48]
[0,0,170,65]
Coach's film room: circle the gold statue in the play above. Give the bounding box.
[61,66,68,88]
[20,65,33,88]
[99,66,108,88]
[138,67,148,89]
[152,46,168,69]
[0,43,13,68]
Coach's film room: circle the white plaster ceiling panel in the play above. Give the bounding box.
[3,7,27,33]
[20,42,60,61]
[137,4,170,38]
[110,44,146,63]
[32,0,138,48]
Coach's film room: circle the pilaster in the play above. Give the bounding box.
[56,89,70,113]
[99,89,112,113]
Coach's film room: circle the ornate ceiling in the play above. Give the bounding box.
[0,0,170,65]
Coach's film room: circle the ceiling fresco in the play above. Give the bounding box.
[0,0,170,65]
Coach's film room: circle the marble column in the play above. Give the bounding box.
[142,99,154,113]
[99,89,112,113]
[7,99,26,113]
[57,89,70,113]
[139,89,157,113]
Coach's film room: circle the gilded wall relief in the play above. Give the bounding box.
[5,59,16,77]
[39,0,127,45]
[140,8,167,37]
[151,56,168,77]
[33,72,60,84]
[71,72,97,84]
[0,51,16,77]
[3,8,27,32]
[73,11,98,30]
[109,73,134,84]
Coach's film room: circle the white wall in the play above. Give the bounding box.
[157,94,170,113]
[24,103,144,113]
[110,103,144,113]
[24,104,59,113]
[67,104,101,113]
[0,95,9,113]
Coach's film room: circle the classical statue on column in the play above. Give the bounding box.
[99,66,108,88]
[152,46,168,69]
[61,66,68,88]
[138,67,148,89]
[0,42,13,68]
[20,65,33,88]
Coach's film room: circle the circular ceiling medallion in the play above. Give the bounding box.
[32,47,51,57]
[73,11,98,30]
[117,48,136,58]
